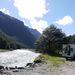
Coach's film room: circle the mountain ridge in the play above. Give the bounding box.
[0,11,41,48]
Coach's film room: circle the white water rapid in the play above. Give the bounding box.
[0,49,40,67]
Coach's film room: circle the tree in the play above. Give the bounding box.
[63,35,75,44]
[35,25,65,54]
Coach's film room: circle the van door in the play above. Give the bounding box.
[66,48,73,58]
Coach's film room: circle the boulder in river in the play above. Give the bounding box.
[0,65,4,70]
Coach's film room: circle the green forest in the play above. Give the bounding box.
[0,30,26,50]
[35,25,75,55]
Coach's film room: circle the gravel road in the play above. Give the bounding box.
[0,60,75,75]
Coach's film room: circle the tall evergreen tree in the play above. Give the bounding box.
[35,25,65,54]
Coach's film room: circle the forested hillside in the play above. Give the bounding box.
[0,30,26,50]
[0,11,40,48]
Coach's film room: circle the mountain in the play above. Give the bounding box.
[0,11,39,48]
[29,28,41,39]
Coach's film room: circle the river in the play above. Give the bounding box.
[0,49,40,67]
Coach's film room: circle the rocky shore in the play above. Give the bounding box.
[0,60,75,75]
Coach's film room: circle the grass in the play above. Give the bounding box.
[35,54,65,66]
[0,49,9,52]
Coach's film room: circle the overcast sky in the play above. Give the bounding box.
[0,0,75,35]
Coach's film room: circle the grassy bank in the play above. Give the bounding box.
[35,54,65,66]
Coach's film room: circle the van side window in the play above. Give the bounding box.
[64,47,67,53]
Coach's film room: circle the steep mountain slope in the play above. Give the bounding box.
[29,28,41,39]
[0,11,37,48]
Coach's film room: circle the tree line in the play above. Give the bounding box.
[0,30,26,50]
[35,25,75,55]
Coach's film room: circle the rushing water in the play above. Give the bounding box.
[0,49,40,67]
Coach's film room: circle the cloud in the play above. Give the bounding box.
[56,16,73,26]
[13,0,48,20]
[0,8,10,15]
[12,0,49,33]
[30,19,48,33]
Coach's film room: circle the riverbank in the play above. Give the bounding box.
[1,60,75,75]
[0,50,75,75]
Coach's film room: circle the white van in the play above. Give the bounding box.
[62,44,75,60]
